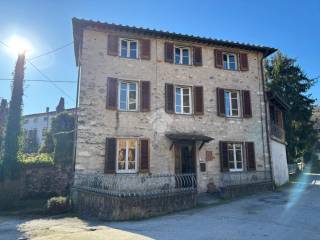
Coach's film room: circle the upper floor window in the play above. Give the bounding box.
[175,86,192,114]
[224,90,240,117]
[120,38,138,59]
[227,143,243,172]
[174,47,190,65]
[223,53,237,70]
[117,139,138,173]
[119,81,138,111]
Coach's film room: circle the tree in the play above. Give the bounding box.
[0,99,8,159]
[2,54,25,179]
[265,52,318,163]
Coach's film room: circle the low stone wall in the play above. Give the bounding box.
[72,188,197,220]
[220,182,274,199]
[21,164,73,198]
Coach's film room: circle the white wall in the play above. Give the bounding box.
[270,139,289,186]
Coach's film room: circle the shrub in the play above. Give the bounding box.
[18,153,54,166]
[47,196,70,214]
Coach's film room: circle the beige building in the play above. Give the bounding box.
[72,18,282,196]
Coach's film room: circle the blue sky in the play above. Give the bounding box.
[0,0,319,114]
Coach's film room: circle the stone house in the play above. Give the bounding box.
[71,18,288,219]
[22,98,75,152]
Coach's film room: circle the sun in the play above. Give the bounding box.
[6,36,33,56]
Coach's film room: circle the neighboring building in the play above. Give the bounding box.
[71,18,283,219]
[23,98,75,152]
[267,92,290,186]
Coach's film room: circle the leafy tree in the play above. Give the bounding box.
[2,54,25,179]
[265,52,318,163]
[0,99,8,159]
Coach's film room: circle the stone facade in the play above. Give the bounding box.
[74,21,273,193]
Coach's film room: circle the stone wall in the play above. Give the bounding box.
[0,164,73,202]
[72,188,197,220]
[75,28,271,192]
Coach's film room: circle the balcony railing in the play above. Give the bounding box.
[73,173,197,197]
[270,123,285,142]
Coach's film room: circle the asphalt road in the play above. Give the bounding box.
[1,175,320,240]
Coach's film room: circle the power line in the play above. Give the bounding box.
[0,39,76,102]
[28,41,73,60]
[0,78,76,83]
[26,60,75,102]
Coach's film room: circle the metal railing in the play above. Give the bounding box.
[73,172,197,197]
[270,123,285,142]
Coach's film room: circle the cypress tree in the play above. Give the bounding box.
[2,53,25,179]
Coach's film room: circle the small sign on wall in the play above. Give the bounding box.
[200,162,206,172]
[206,151,214,161]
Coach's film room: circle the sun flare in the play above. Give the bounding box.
[7,36,33,56]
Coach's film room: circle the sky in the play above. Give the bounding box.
[0,0,319,114]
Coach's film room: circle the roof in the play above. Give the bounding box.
[72,18,277,66]
[267,91,290,111]
[166,133,214,142]
[23,108,76,118]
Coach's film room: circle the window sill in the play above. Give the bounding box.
[118,55,139,60]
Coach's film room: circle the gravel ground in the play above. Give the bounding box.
[1,175,320,240]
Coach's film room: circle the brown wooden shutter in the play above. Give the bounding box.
[106,77,118,110]
[193,47,202,66]
[217,88,226,116]
[245,142,256,171]
[242,90,252,118]
[164,42,174,63]
[140,139,150,173]
[193,86,204,115]
[105,138,116,173]
[107,35,119,56]
[239,53,249,71]
[214,49,223,68]
[165,83,174,113]
[140,39,151,60]
[140,81,151,112]
[219,141,229,172]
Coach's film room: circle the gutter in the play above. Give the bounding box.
[260,52,275,187]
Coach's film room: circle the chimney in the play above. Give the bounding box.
[46,107,49,113]
[56,97,65,113]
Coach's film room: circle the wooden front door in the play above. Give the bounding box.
[174,143,196,174]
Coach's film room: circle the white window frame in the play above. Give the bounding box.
[116,138,138,173]
[223,53,238,70]
[228,143,243,172]
[174,86,192,114]
[174,46,191,65]
[118,81,139,112]
[224,90,240,117]
[119,38,139,59]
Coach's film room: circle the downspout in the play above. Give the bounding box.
[72,48,81,174]
[260,52,274,187]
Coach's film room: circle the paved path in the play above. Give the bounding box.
[1,178,320,240]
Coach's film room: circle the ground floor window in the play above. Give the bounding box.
[117,139,138,173]
[227,143,243,171]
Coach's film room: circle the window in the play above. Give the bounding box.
[117,139,138,173]
[224,90,240,117]
[43,116,48,121]
[119,81,138,111]
[24,119,29,124]
[223,53,237,70]
[174,47,190,65]
[33,117,38,123]
[175,86,192,114]
[42,128,47,137]
[120,39,138,59]
[227,143,243,171]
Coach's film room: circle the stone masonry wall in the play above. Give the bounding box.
[75,28,270,193]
